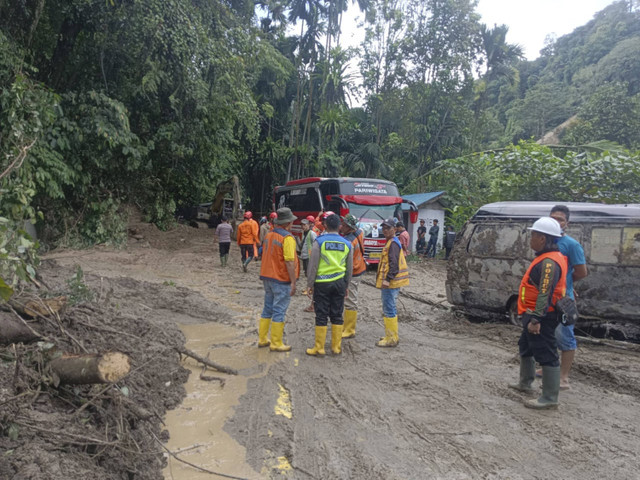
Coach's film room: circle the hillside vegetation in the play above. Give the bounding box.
[1,0,640,287]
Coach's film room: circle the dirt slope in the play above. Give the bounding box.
[26,219,640,479]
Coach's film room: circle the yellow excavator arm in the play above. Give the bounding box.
[209,175,243,239]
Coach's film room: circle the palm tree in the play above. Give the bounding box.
[480,24,524,83]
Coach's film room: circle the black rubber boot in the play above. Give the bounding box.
[525,366,560,410]
[509,356,536,394]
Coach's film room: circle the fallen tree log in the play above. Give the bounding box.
[49,352,131,385]
[0,311,40,345]
[175,346,238,375]
[9,295,68,318]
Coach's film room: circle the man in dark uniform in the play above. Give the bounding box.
[416,219,427,255]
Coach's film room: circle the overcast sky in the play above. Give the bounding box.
[341,0,616,60]
[476,0,616,59]
[337,0,617,105]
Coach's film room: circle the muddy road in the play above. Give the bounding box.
[45,218,640,479]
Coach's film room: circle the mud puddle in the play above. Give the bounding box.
[163,323,270,480]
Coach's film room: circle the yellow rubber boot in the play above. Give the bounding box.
[342,310,357,338]
[306,326,327,356]
[376,316,399,347]
[258,317,271,348]
[269,322,291,352]
[331,324,343,354]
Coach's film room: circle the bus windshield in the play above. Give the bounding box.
[348,202,402,236]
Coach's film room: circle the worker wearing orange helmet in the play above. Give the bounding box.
[238,211,260,272]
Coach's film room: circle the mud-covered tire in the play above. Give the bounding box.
[508,300,520,326]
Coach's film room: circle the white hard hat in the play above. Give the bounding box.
[528,217,562,237]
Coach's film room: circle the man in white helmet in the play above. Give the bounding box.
[545,204,588,390]
[509,217,568,410]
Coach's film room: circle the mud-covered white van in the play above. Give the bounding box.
[445,202,640,327]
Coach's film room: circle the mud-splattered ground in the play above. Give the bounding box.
[33,216,640,479]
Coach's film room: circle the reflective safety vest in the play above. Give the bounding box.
[260,228,300,284]
[344,228,366,277]
[315,233,351,283]
[376,237,410,288]
[517,251,567,315]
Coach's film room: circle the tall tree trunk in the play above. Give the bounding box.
[287,22,306,182]
[50,19,82,89]
[26,0,45,48]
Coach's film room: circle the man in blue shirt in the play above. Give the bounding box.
[548,205,588,390]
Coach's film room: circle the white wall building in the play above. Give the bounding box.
[401,192,446,254]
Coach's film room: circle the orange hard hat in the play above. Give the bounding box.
[306,215,315,222]
[244,211,252,219]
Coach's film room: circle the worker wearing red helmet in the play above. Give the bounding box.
[238,211,260,272]
[314,211,325,235]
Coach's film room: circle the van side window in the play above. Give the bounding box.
[468,224,524,257]
[590,228,621,264]
[621,227,640,265]
[565,226,583,244]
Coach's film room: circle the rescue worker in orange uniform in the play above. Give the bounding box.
[257,207,300,352]
[509,217,568,410]
[314,211,325,235]
[269,211,278,228]
[237,211,260,272]
[340,214,367,338]
[375,217,410,347]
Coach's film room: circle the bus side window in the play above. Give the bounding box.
[590,227,622,264]
[276,192,289,209]
[621,227,640,265]
[289,187,321,212]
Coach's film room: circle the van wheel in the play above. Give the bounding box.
[508,301,519,326]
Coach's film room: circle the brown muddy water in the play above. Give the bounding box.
[163,323,293,480]
[163,323,264,479]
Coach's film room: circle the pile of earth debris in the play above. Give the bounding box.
[0,261,228,479]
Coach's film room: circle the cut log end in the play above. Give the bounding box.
[97,352,131,383]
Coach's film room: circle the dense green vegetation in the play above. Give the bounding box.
[2,0,640,287]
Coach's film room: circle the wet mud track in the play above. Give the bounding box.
[45,223,640,479]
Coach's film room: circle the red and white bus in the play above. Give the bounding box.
[274,177,417,263]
